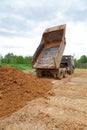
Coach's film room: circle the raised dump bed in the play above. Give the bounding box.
[32,24,72,79]
[32,24,66,68]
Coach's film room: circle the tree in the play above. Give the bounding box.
[79,55,87,63]
[15,56,24,64]
[0,55,3,65]
[4,53,14,64]
[24,56,30,64]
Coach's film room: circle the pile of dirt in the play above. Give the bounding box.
[0,66,52,118]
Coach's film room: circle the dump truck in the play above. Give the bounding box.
[31,24,75,79]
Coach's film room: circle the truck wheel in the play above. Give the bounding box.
[68,67,74,75]
[71,67,74,74]
[36,71,42,78]
[57,69,63,80]
[63,69,67,78]
[54,73,57,79]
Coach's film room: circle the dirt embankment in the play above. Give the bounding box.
[0,66,52,118]
[0,68,87,130]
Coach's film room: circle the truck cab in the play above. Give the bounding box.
[61,55,75,74]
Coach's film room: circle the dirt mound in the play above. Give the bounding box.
[0,66,52,118]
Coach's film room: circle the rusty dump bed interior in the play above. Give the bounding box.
[32,24,66,69]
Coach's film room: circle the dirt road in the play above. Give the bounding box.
[0,69,87,130]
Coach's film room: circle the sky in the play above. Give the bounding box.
[0,0,87,59]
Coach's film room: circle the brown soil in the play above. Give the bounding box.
[0,66,52,118]
[0,69,87,130]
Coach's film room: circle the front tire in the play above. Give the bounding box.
[63,69,67,78]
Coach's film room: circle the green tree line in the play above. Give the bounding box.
[0,53,31,65]
[75,55,87,68]
[0,53,87,69]
[0,53,32,70]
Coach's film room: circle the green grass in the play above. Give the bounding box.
[75,66,87,69]
[1,64,87,70]
[0,63,32,70]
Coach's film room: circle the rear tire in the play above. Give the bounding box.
[57,69,63,80]
[54,73,57,79]
[36,70,42,78]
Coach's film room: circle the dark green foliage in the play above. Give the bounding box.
[78,55,87,63]
[0,53,32,70]
[75,55,87,68]
[0,53,87,69]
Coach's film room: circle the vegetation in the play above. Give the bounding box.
[0,53,87,70]
[75,55,87,69]
[0,53,32,70]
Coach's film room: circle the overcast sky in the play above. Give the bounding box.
[0,0,87,59]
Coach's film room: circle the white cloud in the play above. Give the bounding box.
[0,0,87,58]
[0,27,17,35]
[67,21,87,44]
[64,21,87,58]
[0,19,87,59]
[0,36,40,56]
[8,0,44,9]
